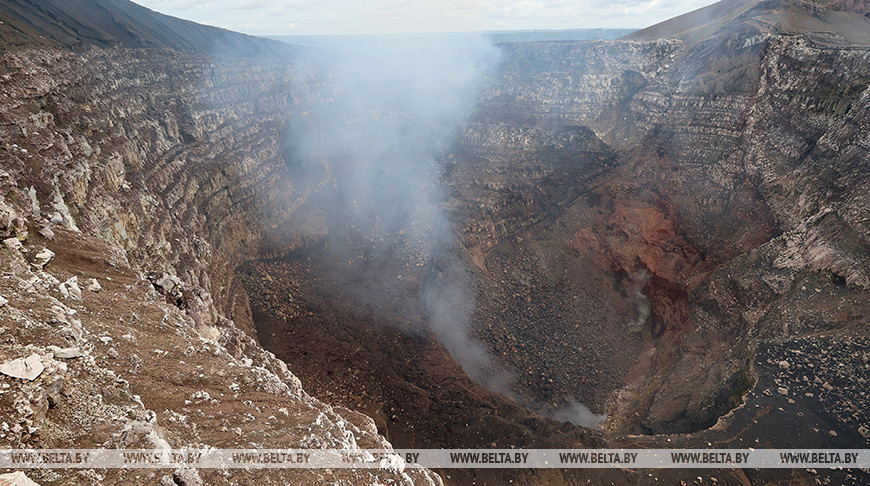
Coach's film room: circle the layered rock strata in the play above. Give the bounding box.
[0,46,439,485]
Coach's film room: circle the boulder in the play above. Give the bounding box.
[31,248,54,268]
[48,346,82,359]
[0,354,44,381]
[59,276,82,300]
[0,472,41,486]
[3,238,22,252]
[38,227,54,240]
[160,469,202,486]
[154,273,183,295]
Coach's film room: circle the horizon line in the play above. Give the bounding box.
[262,26,642,39]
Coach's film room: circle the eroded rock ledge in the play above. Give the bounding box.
[0,46,440,485]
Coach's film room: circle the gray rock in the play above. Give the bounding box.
[113,420,171,450]
[3,238,22,252]
[87,278,101,292]
[0,471,41,486]
[51,195,79,232]
[0,296,7,307]
[48,346,81,359]
[26,187,40,219]
[0,354,44,381]
[59,276,81,300]
[37,227,54,240]
[154,273,182,294]
[31,248,54,268]
[47,304,83,341]
[160,469,202,486]
[44,376,64,408]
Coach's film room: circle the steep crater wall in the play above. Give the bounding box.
[0,46,445,486]
[1,47,332,336]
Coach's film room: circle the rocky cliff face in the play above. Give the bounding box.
[1,46,333,333]
[454,23,868,434]
[0,45,440,485]
[1,0,868,485]
[237,16,867,484]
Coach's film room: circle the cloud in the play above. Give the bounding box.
[134,0,719,35]
[140,0,211,10]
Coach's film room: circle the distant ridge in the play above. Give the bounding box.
[268,29,637,55]
[0,0,296,57]
[624,0,870,46]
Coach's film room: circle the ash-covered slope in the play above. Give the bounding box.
[625,0,870,46]
[238,0,868,481]
[0,0,296,56]
[450,0,870,438]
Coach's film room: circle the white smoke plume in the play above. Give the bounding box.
[627,268,651,331]
[283,36,505,386]
[539,398,607,429]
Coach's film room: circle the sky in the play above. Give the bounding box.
[133,0,720,36]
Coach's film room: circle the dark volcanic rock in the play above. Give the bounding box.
[0,0,868,484]
[0,0,296,56]
[442,5,869,436]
